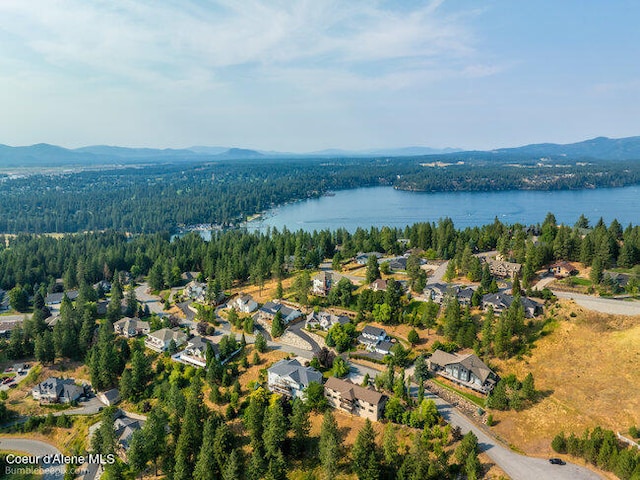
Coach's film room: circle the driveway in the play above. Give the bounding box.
[134,283,166,315]
[421,390,602,480]
[61,396,104,416]
[552,290,640,316]
[0,438,65,480]
[287,321,321,353]
[428,260,449,284]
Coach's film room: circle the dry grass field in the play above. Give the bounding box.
[490,300,640,457]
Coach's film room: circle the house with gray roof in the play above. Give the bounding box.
[482,292,540,318]
[228,293,258,313]
[355,252,383,265]
[324,377,387,421]
[45,290,79,305]
[114,317,150,338]
[178,336,215,368]
[267,359,322,400]
[32,377,84,404]
[258,301,302,325]
[98,388,121,406]
[428,350,498,394]
[305,311,350,331]
[144,328,187,352]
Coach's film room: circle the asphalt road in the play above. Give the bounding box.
[552,290,640,316]
[427,260,449,284]
[0,438,65,480]
[423,391,602,480]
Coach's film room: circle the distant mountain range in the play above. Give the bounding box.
[0,136,639,167]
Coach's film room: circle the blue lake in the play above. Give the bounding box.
[246,185,640,232]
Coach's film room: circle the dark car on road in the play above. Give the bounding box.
[549,458,566,465]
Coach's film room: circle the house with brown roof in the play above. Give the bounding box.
[311,272,344,297]
[324,377,387,421]
[486,259,522,279]
[548,261,578,278]
[428,350,498,394]
[370,279,387,292]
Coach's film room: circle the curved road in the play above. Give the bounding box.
[0,438,65,480]
[424,392,602,480]
[552,290,640,316]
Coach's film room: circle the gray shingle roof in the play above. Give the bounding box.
[268,359,322,388]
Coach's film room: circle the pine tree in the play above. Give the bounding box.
[127,429,148,479]
[142,407,168,476]
[352,419,378,479]
[213,422,233,471]
[290,398,310,455]
[271,311,285,338]
[275,280,283,299]
[263,400,287,459]
[521,372,535,400]
[222,449,242,480]
[254,332,267,353]
[319,410,341,480]
[193,418,218,480]
[382,423,399,470]
[366,255,381,283]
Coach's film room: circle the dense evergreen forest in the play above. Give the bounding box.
[2,155,640,233]
[1,214,639,295]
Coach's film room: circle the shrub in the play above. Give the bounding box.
[551,432,567,453]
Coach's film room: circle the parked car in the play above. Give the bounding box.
[549,458,566,465]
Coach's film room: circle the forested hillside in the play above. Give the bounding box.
[2,156,640,234]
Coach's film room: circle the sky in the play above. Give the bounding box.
[0,0,638,152]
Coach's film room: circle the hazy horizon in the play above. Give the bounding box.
[1,1,638,152]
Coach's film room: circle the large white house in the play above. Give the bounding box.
[228,294,258,313]
[32,377,84,404]
[114,317,150,338]
[305,311,350,331]
[144,328,187,352]
[267,359,322,400]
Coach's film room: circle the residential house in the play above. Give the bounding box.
[324,377,387,421]
[485,259,522,279]
[605,271,631,288]
[228,294,258,313]
[355,252,383,265]
[482,293,540,318]
[305,311,350,331]
[32,377,84,404]
[428,350,499,394]
[457,287,475,306]
[113,317,150,338]
[387,256,408,271]
[258,301,302,325]
[113,413,144,450]
[144,328,187,352]
[357,326,389,351]
[98,388,121,406]
[179,336,215,368]
[0,320,22,339]
[370,279,387,292]
[45,290,79,306]
[423,283,450,304]
[267,359,323,400]
[184,281,207,303]
[93,280,112,293]
[311,271,343,297]
[548,261,578,278]
[374,340,395,356]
